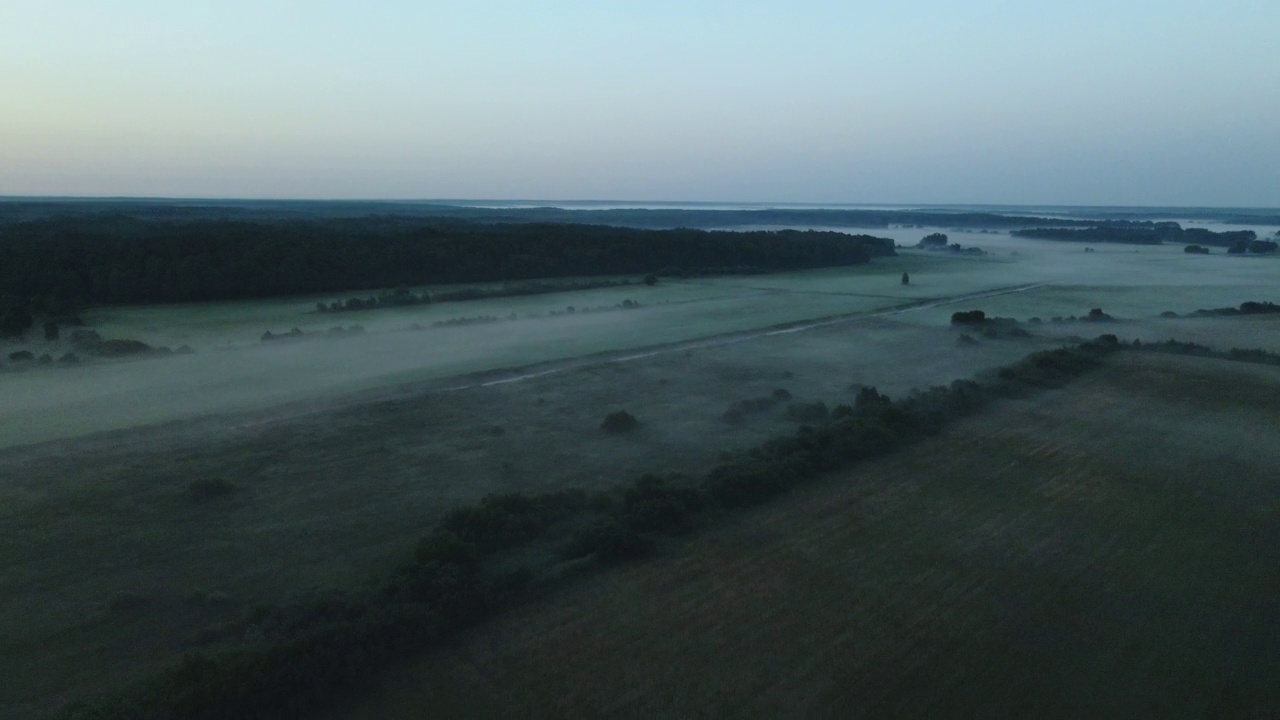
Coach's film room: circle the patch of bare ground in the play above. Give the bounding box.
[336,352,1280,719]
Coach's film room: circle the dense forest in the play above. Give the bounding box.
[0,213,893,335]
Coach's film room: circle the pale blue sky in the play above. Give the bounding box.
[1,1,1276,205]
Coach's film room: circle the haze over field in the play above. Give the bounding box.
[1,223,1277,449]
[2,1,1278,205]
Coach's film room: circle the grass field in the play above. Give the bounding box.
[0,312,1063,717]
[3,229,1275,449]
[335,352,1280,718]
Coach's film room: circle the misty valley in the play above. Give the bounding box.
[2,202,1279,718]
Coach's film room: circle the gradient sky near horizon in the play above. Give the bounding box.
[1,1,1277,206]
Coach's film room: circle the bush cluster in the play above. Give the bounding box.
[600,411,640,434]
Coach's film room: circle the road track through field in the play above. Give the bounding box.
[204,282,1048,434]
[449,282,1050,391]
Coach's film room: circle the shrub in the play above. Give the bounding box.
[438,492,587,554]
[93,339,153,357]
[854,386,891,409]
[950,310,986,325]
[621,474,706,533]
[69,329,103,348]
[704,461,791,506]
[600,410,639,433]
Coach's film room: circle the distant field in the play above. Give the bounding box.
[3,228,1275,449]
[0,252,1001,449]
[337,352,1280,718]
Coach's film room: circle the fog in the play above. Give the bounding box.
[2,224,1278,450]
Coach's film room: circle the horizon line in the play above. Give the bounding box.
[1,196,1277,213]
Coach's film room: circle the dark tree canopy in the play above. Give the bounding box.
[0,214,894,317]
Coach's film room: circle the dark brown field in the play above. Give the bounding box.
[333,352,1280,719]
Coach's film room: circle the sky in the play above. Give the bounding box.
[1,1,1277,206]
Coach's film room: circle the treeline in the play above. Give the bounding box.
[1134,338,1280,366]
[316,277,643,314]
[4,199,1279,229]
[0,200,1125,231]
[1010,223,1269,250]
[57,337,1125,720]
[1161,300,1280,319]
[0,214,893,335]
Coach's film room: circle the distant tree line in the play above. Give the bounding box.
[4,198,1280,229]
[0,214,894,337]
[317,278,638,315]
[1167,300,1280,318]
[1228,238,1279,254]
[1011,223,1267,249]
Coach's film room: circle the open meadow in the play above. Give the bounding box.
[1,225,1279,717]
[3,228,1277,449]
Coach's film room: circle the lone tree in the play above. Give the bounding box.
[601,410,639,433]
[901,272,910,285]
